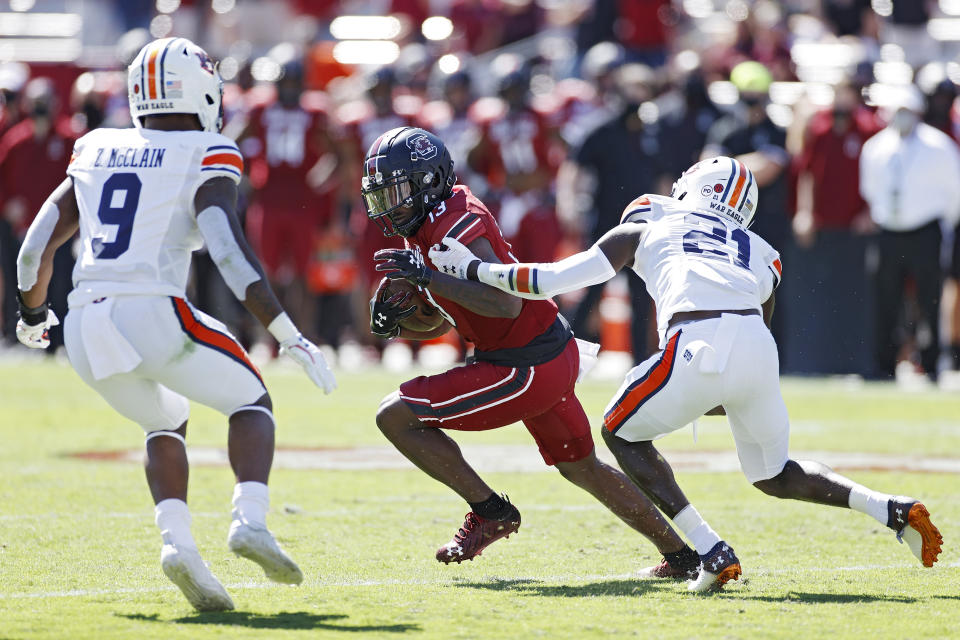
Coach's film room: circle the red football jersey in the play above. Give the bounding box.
[406,185,559,351]
[245,92,332,213]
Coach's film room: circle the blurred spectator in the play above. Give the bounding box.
[880,0,936,68]
[820,0,879,38]
[467,61,561,262]
[0,78,76,346]
[419,69,482,187]
[575,0,671,68]
[716,8,795,82]
[786,82,882,375]
[0,62,28,139]
[921,76,960,371]
[237,60,345,346]
[557,63,666,360]
[860,86,960,380]
[703,61,792,356]
[656,70,723,182]
[553,41,625,149]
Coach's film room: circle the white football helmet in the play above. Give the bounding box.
[671,156,759,228]
[128,37,223,132]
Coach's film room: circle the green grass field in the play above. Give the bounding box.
[1,359,959,639]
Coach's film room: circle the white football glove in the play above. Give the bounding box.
[280,335,337,394]
[428,237,481,280]
[16,309,59,349]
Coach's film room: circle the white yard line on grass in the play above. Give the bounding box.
[0,566,921,600]
[65,445,960,474]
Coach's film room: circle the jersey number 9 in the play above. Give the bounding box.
[96,172,143,259]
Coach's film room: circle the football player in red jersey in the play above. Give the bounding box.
[236,60,341,341]
[364,127,698,570]
[466,65,562,262]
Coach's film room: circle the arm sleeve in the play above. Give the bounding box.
[195,205,261,300]
[476,244,617,300]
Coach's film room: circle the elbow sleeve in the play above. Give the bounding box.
[17,200,60,291]
[196,205,261,301]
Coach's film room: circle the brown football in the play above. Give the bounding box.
[384,278,445,332]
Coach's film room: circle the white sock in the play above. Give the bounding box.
[155,498,197,549]
[232,481,269,527]
[673,504,722,556]
[848,484,891,526]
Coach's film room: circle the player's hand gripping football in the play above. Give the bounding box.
[373,248,433,287]
[15,296,59,349]
[280,335,337,394]
[428,237,481,280]
[369,278,417,339]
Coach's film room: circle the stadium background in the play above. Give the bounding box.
[1,0,960,384]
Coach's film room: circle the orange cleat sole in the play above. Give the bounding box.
[907,503,943,567]
[715,563,742,587]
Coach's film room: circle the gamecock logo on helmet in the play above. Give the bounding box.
[407,133,437,160]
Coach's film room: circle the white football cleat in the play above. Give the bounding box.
[160,544,234,612]
[687,541,742,593]
[228,520,303,585]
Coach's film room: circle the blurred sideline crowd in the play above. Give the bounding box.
[2,0,960,383]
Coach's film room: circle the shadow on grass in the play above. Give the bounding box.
[710,591,941,604]
[456,578,675,597]
[118,611,420,633]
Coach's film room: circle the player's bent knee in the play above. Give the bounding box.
[375,392,419,436]
[752,465,795,498]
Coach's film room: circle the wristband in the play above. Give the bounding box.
[267,312,299,343]
[16,290,48,326]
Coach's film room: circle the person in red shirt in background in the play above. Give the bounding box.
[467,62,562,262]
[0,77,76,346]
[236,59,343,346]
[365,126,697,572]
[336,67,419,342]
[786,82,882,375]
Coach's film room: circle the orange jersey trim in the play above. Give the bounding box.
[171,298,263,386]
[603,331,681,433]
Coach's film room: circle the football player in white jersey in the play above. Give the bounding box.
[431,156,943,591]
[14,38,336,611]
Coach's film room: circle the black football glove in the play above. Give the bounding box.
[369,278,418,339]
[373,248,433,287]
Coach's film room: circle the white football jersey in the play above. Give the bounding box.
[625,194,782,346]
[66,127,243,306]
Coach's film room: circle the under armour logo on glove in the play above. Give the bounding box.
[369,278,417,339]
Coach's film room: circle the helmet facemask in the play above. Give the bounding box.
[362,170,437,237]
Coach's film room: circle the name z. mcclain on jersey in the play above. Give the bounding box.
[93,147,166,169]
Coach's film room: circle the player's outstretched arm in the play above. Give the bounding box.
[194,177,336,393]
[428,222,646,300]
[15,178,80,348]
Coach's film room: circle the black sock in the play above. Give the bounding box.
[664,545,700,572]
[469,493,510,520]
